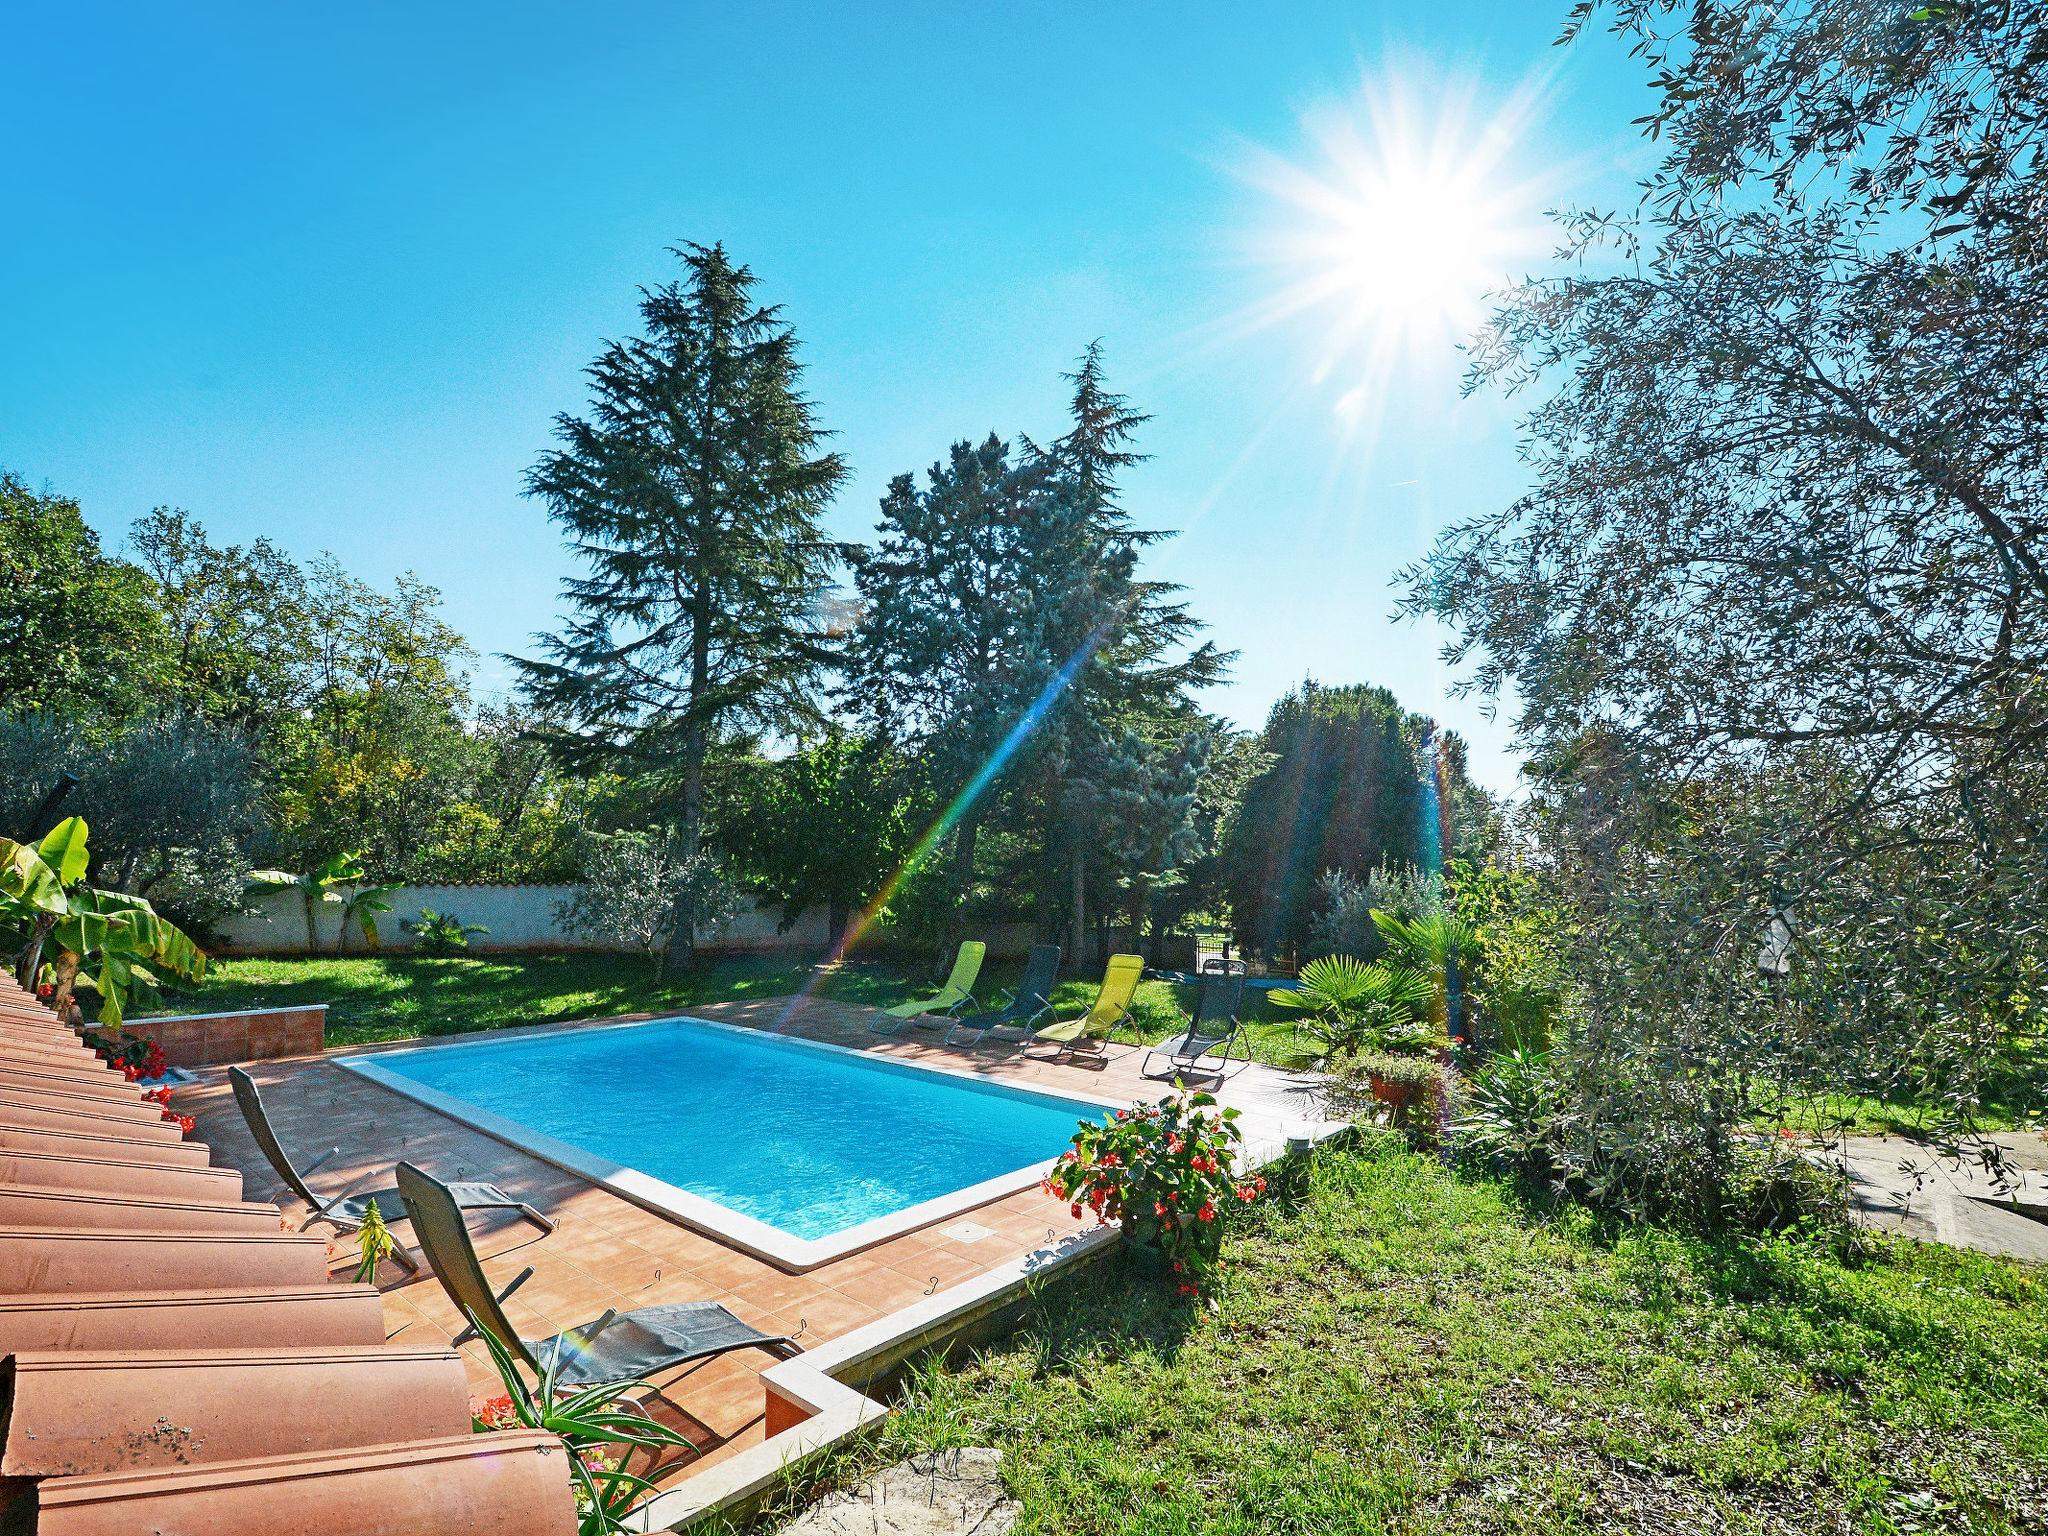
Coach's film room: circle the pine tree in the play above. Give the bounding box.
[1024,343,1228,956]
[517,243,848,964]
[845,434,1040,923]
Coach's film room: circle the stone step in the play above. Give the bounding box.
[0,1286,387,1354]
[0,1149,241,1203]
[0,1185,279,1236]
[0,1228,331,1293]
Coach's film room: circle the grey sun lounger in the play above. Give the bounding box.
[230,1066,553,1275]
[1141,968,1250,1081]
[396,1161,800,1387]
[946,943,1061,1050]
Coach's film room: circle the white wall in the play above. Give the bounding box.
[212,885,1042,959]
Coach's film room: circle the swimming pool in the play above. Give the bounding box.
[339,1017,1113,1269]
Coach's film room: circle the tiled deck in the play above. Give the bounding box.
[183,994,1328,1483]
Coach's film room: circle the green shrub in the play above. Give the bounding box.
[1727,1137,1849,1234]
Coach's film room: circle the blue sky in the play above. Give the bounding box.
[0,4,1655,792]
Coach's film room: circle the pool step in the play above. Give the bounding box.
[0,1286,388,1353]
[5,1431,577,1536]
[0,1228,331,1293]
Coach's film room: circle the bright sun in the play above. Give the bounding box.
[1233,72,1547,428]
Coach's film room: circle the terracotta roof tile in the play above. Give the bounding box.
[0,974,578,1532]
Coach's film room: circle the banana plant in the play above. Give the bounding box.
[0,817,208,1026]
[246,851,370,951]
[334,879,402,954]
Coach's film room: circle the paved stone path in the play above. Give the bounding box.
[776,1449,1017,1536]
[1841,1132,2048,1264]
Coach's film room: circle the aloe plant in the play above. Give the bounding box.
[0,817,208,1026]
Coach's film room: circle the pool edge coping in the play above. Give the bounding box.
[335,1011,1128,1272]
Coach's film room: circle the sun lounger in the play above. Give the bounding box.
[946,943,1061,1049]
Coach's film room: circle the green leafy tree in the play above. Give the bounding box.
[0,472,163,717]
[0,710,265,935]
[555,830,737,974]
[846,435,1039,925]
[1399,1,2048,1213]
[718,733,918,943]
[127,507,314,731]
[518,243,849,966]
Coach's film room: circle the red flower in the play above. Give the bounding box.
[1196,1202,1217,1223]
[1177,1282,1197,1296]
[1153,1200,1168,1217]
[1070,1204,1083,1220]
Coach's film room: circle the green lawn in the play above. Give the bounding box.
[735,1135,2046,1536]
[147,950,1323,1060]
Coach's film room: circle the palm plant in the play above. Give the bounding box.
[1271,954,1436,1057]
[1370,909,1483,1039]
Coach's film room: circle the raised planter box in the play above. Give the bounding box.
[124,1005,326,1068]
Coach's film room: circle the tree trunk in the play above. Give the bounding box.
[665,591,714,970]
[1127,873,1152,957]
[948,811,982,948]
[47,950,80,1022]
[1070,851,1087,967]
[666,730,705,972]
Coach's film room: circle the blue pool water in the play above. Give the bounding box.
[344,1020,1107,1240]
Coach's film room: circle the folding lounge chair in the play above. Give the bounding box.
[872,940,986,1034]
[230,1066,553,1275]
[396,1161,800,1387]
[946,943,1061,1050]
[1026,953,1145,1063]
[1142,969,1249,1081]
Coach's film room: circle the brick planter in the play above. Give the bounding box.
[125,1005,326,1068]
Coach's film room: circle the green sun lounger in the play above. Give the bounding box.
[873,940,985,1033]
[1027,953,1144,1062]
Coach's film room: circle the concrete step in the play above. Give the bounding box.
[0,1286,388,1353]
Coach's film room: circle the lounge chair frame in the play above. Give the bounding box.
[396,1161,799,1389]
[1141,969,1251,1082]
[872,940,987,1034]
[947,943,1062,1050]
[229,1066,553,1275]
[1026,953,1145,1065]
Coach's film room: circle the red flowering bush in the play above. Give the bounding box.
[1044,1090,1265,1294]
[84,1031,168,1083]
[141,1085,194,1135]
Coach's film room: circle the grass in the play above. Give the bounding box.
[146,949,1328,1059]
[739,1136,2047,1536]
[147,951,911,1047]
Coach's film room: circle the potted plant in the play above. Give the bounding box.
[1044,1091,1265,1295]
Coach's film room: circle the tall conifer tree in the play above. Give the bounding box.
[517,243,848,964]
